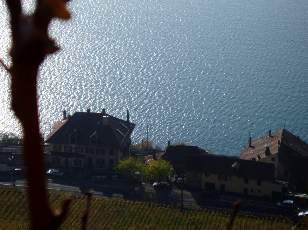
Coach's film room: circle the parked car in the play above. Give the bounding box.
[13,168,24,177]
[153,181,171,190]
[46,169,64,176]
[276,199,299,217]
[276,199,295,208]
[298,210,308,217]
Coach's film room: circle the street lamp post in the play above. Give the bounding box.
[176,176,185,212]
[8,155,15,186]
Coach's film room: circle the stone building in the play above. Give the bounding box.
[240,128,308,192]
[46,109,135,176]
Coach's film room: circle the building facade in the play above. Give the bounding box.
[163,145,283,199]
[184,154,283,199]
[240,129,308,192]
[46,109,135,175]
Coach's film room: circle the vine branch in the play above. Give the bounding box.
[4,0,71,229]
[0,58,10,73]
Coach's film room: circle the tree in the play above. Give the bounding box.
[133,139,155,150]
[0,132,21,146]
[115,157,146,182]
[145,159,174,182]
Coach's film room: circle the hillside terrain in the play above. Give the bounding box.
[0,187,305,229]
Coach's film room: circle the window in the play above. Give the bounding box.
[90,137,97,144]
[257,179,262,186]
[271,157,275,162]
[109,149,114,155]
[220,184,226,193]
[73,159,82,167]
[64,146,72,152]
[73,147,80,153]
[97,159,105,168]
[218,174,228,181]
[69,135,77,144]
[109,159,114,167]
[205,183,215,192]
[88,148,94,154]
[89,131,98,145]
[96,149,105,155]
[53,145,61,152]
[52,157,61,165]
[244,178,249,184]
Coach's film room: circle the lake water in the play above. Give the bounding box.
[0,0,308,155]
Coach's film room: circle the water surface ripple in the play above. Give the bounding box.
[0,0,308,154]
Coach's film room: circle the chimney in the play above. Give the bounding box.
[102,116,108,126]
[268,130,272,137]
[167,140,171,147]
[265,146,271,156]
[249,136,252,147]
[62,110,67,120]
[87,108,90,113]
[102,108,106,115]
[126,109,130,122]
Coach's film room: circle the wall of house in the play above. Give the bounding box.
[188,173,283,198]
[49,144,123,172]
[259,155,280,178]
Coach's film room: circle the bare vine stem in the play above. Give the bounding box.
[4,0,71,228]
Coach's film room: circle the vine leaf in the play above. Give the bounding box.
[46,0,71,20]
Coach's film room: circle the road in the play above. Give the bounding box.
[0,179,80,193]
[0,179,119,198]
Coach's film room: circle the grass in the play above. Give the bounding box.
[0,187,306,229]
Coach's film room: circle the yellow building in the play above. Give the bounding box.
[185,154,283,199]
[164,145,284,199]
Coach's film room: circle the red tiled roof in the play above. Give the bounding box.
[240,129,308,160]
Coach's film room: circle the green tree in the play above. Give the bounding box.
[115,157,145,182]
[0,132,21,146]
[145,159,174,182]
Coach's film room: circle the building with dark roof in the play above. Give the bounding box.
[46,109,135,175]
[162,145,283,199]
[240,129,308,192]
[184,154,283,199]
[162,145,209,174]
